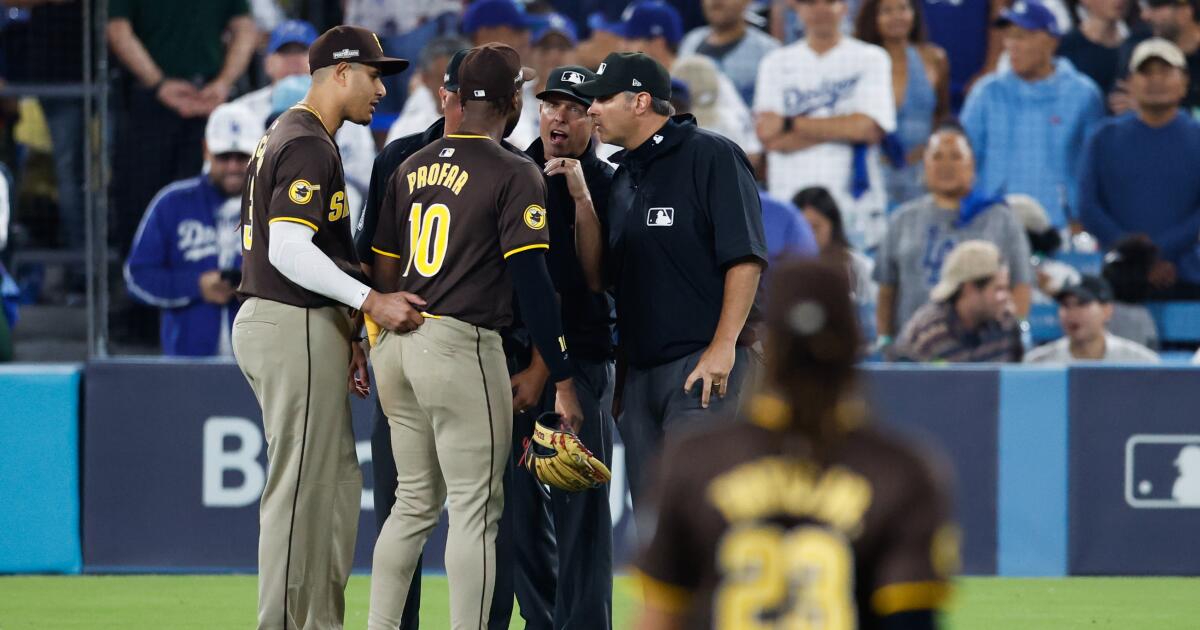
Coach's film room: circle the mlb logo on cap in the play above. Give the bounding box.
[598,62,607,74]
[561,70,585,84]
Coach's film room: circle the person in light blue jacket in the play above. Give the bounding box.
[961,0,1104,230]
[124,103,260,356]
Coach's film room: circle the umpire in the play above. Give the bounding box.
[232,26,416,630]
[574,52,767,506]
[513,65,617,628]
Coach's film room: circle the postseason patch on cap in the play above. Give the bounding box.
[332,48,359,60]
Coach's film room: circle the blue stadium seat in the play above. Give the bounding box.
[1028,301,1062,343]
[1146,302,1200,343]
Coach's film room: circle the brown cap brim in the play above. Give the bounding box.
[520,66,538,83]
[361,57,411,76]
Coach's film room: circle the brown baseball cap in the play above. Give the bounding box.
[309,25,409,76]
[458,43,537,102]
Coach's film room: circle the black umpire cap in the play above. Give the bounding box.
[442,48,469,92]
[574,52,671,101]
[536,65,598,106]
[309,25,409,75]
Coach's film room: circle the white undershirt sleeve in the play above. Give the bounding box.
[267,221,371,310]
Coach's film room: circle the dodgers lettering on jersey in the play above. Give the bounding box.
[785,75,864,117]
[372,134,549,330]
[753,38,896,249]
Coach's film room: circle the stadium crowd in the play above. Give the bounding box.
[2,0,1200,365]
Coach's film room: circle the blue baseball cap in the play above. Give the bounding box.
[268,19,318,55]
[995,0,1061,38]
[619,1,683,45]
[529,12,578,46]
[670,78,690,103]
[462,0,529,35]
[587,12,623,35]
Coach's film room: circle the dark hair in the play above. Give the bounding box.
[854,0,928,46]
[622,91,676,116]
[1027,228,1062,257]
[763,258,863,457]
[793,187,851,250]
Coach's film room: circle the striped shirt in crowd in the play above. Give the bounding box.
[893,301,1023,363]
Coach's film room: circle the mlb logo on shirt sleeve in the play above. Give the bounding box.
[647,207,674,226]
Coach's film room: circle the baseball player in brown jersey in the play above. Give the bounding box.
[232,26,418,630]
[634,259,961,630]
[365,43,584,630]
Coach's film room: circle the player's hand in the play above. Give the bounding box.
[199,270,235,305]
[543,157,590,201]
[363,290,427,333]
[554,379,584,433]
[511,357,550,413]
[348,340,370,398]
[684,340,736,409]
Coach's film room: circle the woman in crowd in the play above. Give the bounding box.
[796,187,878,310]
[855,0,949,208]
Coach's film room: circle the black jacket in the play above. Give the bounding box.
[524,137,616,361]
[607,114,767,367]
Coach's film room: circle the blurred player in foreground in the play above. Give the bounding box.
[634,258,960,630]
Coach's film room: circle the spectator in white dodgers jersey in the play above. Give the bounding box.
[753,0,896,250]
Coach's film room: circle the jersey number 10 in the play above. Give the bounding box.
[716,524,856,629]
[404,202,451,278]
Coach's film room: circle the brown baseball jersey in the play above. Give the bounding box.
[636,397,960,629]
[237,105,363,307]
[371,133,549,330]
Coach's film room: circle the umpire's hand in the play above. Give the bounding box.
[363,290,427,333]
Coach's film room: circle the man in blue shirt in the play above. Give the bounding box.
[961,0,1104,229]
[759,190,819,265]
[1080,38,1200,298]
[124,103,258,356]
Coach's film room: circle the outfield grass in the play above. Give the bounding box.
[0,575,1196,629]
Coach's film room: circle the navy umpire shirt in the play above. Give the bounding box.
[525,137,616,361]
[607,114,767,368]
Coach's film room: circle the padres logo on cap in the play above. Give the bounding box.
[524,204,547,229]
[289,179,320,204]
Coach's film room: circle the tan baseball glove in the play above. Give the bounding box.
[520,413,611,492]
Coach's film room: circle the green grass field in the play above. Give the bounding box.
[0,575,1196,629]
